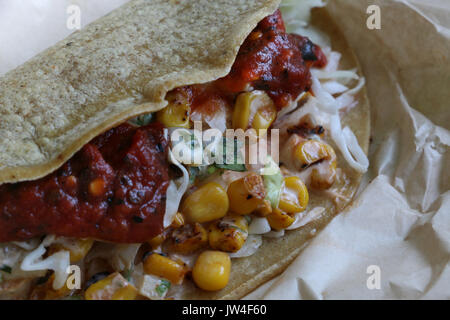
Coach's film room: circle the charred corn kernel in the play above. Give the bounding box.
[147,234,166,249]
[48,238,94,263]
[227,173,266,215]
[181,182,229,223]
[294,140,336,169]
[252,102,277,133]
[168,223,208,254]
[29,274,71,300]
[143,253,188,285]
[89,178,106,197]
[254,200,272,217]
[232,91,276,133]
[192,251,231,291]
[295,140,337,189]
[85,272,138,300]
[171,212,185,228]
[156,91,190,128]
[310,160,337,190]
[279,177,309,214]
[208,216,249,253]
[267,208,295,231]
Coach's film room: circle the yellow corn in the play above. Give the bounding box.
[227,173,266,215]
[171,212,185,228]
[294,140,337,189]
[167,223,208,254]
[278,177,309,214]
[208,216,249,253]
[232,91,277,133]
[143,253,188,285]
[192,251,231,291]
[111,285,139,300]
[310,160,337,189]
[253,199,272,217]
[181,182,229,223]
[147,234,166,249]
[49,238,94,263]
[294,140,336,168]
[85,272,138,300]
[267,208,295,231]
[156,91,191,128]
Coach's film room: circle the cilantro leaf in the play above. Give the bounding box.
[156,279,171,297]
[130,113,153,126]
[213,137,246,172]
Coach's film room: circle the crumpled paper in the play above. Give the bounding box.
[245,0,450,299]
[0,0,448,300]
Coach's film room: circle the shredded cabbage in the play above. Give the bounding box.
[264,230,285,238]
[279,0,369,173]
[249,217,271,235]
[164,149,189,228]
[229,235,262,258]
[20,235,70,290]
[261,156,283,208]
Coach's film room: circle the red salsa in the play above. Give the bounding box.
[186,9,327,116]
[0,123,169,243]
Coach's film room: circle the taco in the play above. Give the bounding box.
[0,0,370,300]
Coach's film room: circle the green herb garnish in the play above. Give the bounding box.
[156,279,171,297]
[130,113,153,126]
[213,137,246,172]
[123,267,134,282]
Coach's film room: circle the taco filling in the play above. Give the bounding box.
[0,8,368,300]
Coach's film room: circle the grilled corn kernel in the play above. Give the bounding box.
[294,140,337,189]
[227,173,266,215]
[167,223,208,254]
[294,140,336,168]
[192,251,231,291]
[279,177,309,214]
[232,91,276,133]
[208,216,249,253]
[252,102,277,133]
[48,238,94,263]
[85,272,138,300]
[310,160,337,189]
[267,208,295,231]
[254,199,272,217]
[147,234,166,249]
[171,212,185,228]
[156,91,191,128]
[143,253,188,285]
[181,182,229,223]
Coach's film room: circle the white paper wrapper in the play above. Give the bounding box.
[0,0,448,300]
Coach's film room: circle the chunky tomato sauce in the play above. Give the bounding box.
[186,9,327,116]
[0,123,169,243]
